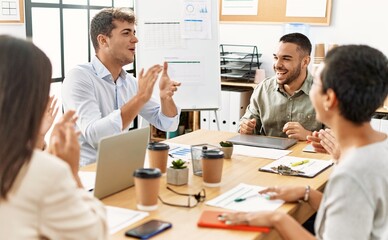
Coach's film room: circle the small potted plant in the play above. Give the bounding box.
[219,141,234,159]
[167,159,189,185]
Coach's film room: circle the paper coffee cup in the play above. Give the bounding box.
[133,168,161,211]
[314,43,325,58]
[201,150,224,187]
[147,142,169,174]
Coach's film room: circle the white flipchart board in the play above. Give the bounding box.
[135,0,221,111]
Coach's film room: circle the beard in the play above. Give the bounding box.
[274,64,302,85]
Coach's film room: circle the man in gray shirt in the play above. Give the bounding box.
[239,33,323,140]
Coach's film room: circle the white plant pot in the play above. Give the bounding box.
[220,146,233,159]
[167,168,189,186]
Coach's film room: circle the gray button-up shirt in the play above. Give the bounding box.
[240,72,323,137]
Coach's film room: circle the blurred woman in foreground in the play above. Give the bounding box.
[0,35,108,239]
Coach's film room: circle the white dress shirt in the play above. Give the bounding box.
[62,56,180,166]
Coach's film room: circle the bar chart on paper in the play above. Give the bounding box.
[167,143,192,161]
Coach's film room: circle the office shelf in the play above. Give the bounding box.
[150,112,199,142]
[220,44,262,82]
[221,78,257,89]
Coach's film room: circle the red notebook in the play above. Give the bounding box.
[197,210,270,233]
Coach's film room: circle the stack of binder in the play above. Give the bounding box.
[200,87,252,132]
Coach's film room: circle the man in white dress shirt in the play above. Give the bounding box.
[62,8,181,166]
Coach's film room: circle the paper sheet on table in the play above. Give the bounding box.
[233,145,291,160]
[106,206,149,234]
[303,144,316,153]
[165,142,192,161]
[79,171,96,191]
[206,183,284,212]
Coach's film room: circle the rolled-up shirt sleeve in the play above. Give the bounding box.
[140,96,180,132]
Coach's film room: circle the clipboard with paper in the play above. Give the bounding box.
[259,156,334,178]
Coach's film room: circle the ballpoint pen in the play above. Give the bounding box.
[234,194,270,202]
[291,159,310,167]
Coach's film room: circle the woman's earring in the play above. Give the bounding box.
[324,105,329,111]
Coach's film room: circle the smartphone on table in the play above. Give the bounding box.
[125,219,172,239]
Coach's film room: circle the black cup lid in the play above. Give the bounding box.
[202,150,224,159]
[133,168,162,178]
[147,142,170,151]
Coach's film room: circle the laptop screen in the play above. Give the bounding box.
[227,134,297,150]
[93,127,150,199]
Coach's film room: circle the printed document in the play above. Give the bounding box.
[206,183,284,212]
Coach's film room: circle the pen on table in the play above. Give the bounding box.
[234,193,270,202]
[168,153,174,158]
[291,159,310,167]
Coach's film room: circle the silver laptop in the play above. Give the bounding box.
[93,127,150,199]
[227,134,297,150]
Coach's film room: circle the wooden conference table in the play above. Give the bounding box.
[92,129,332,240]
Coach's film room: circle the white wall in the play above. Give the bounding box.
[219,0,388,75]
[0,23,60,143]
[2,0,388,76]
[0,24,26,38]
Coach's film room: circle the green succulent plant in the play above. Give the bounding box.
[170,159,187,169]
[219,141,233,147]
